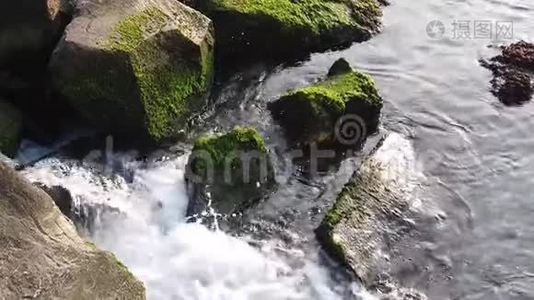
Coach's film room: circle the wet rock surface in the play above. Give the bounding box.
[197,0,383,62]
[185,127,276,217]
[315,133,430,299]
[269,58,383,148]
[481,41,534,105]
[0,162,145,299]
[49,0,215,144]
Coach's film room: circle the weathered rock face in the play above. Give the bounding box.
[0,100,23,157]
[185,127,275,216]
[50,0,215,143]
[480,41,534,105]
[34,182,125,235]
[198,0,382,61]
[269,58,383,147]
[35,183,73,217]
[316,133,418,285]
[0,162,146,299]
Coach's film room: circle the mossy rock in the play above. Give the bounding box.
[186,127,275,216]
[269,58,382,147]
[315,133,417,285]
[198,0,382,61]
[0,101,23,157]
[50,0,215,144]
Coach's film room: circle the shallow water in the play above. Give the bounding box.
[18,0,534,299]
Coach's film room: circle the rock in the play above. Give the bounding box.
[269,59,383,147]
[0,0,70,69]
[0,162,145,299]
[50,0,215,143]
[0,100,23,157]
[500,40,534,70]
[185,127,275,216]
[35,183,73,217]
[480,41,534,105]
[197,0,382,61]
[315,133,418,285]
[327,58,353,77]
[491,69,533,105]
[0,0,71,110]
[34,182,124,235]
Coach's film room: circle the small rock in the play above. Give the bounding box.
[481,40,534,105]
[185,127,276,216]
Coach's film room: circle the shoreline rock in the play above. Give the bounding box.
[0,162,145,299]
[197,0,382,62]
[480,41,534,105]
[269,58,383,148]
[185,127,275,216]
[50,0,215,144]
[315,133,418,285]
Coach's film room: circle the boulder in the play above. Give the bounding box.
[480,41,534,105]
[185,127,275,216]
[50,0,215,143]
[269,58,382,147]
[0,100,23,157]
[0,162,145,299]
[316,133,418,285]
[197,0,382,61]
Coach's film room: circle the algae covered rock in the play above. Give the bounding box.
[480,41,534,105]
[50,0,215,143]
[315,133,418,285]
[0,100,23,157]
[269,58,382,147]
[198,0,382,60]
[0,162,145,299]
[186,127,275,216]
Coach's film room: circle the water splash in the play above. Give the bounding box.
[22,153,375,300]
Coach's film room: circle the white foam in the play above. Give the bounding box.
[22,154,375,300]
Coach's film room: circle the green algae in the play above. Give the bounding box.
[202,0,382,59]
[191,127,267,173]
[269,63,382,145]
[107,7,213,141]
[57,6,213,143]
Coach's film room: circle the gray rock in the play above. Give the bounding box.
[316,133,419,285]
[0,162,146,299]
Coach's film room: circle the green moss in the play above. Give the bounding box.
[57,7,213,143]
[0,101,22,157]
[290,70,382,113]
[106,7,212,141]
[207,0,380,33]
[270,68,382,145]
[191,127,267,172]
[201,0,381,60]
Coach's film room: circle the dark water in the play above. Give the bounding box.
[19,0,534,299]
